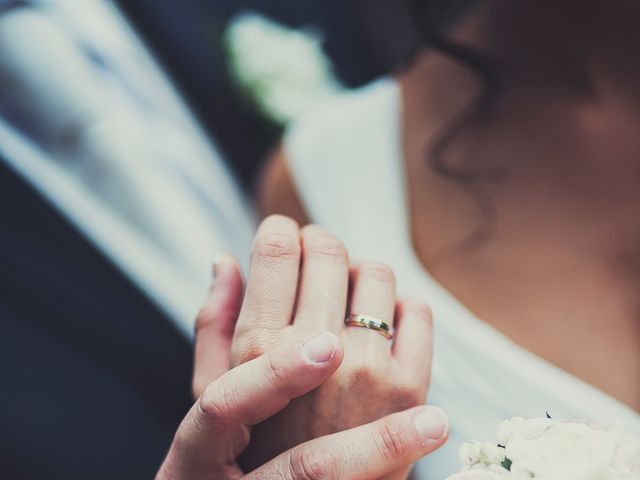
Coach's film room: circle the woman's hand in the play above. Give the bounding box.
[194,215,444,476]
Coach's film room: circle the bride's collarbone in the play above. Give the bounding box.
[424,245,640,411]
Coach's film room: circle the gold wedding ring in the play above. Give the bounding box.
[345,314,394,340]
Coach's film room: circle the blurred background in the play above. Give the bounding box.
[118,0,422,189]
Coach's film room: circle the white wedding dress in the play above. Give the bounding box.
[283,78,640,478]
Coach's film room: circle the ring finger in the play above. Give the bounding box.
[346,261,397,349]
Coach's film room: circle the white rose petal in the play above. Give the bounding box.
[497,417,554,445]
[506,420,621,478]
[450,417,640,480]
[459,441,506,466]
[447,464,512,480]
[613,430,640,473]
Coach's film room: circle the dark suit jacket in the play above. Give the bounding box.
[0,159,194,479]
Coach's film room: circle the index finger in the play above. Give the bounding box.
[192,255,245,398]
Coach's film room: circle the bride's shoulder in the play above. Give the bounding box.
[259,78,400,222]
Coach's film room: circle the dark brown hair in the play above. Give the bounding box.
[410,0,503,254]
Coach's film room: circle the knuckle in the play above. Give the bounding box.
[304,231,347,263]
[391,382,425,409]
[263,214,300,230]
[252,232,300,263]
[197,381,233,428]
[345,363,381,389]
[376,420,408,461]
[359,261,396,285]
[231,326,280,363]
[287,445,336,480]
[265,350,289,391]
[262,213,298,228]
[231,339,267,366]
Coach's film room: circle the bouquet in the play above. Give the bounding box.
[447,417,640,479]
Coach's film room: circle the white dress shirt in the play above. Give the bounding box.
[0,0,256,336]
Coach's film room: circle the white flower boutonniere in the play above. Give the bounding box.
[225,12,343,126]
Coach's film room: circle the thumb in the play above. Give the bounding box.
[157,333,344,480]
[247,406,449,480]
[192,254,244,398]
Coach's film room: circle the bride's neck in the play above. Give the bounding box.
[400,3,640,409]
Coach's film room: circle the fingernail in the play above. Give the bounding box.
[212,254,232,283]
[301,332,338,364]
[414,406,448,441]
[212,255,223,280]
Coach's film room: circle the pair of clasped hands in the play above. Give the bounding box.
[157,216,449,480]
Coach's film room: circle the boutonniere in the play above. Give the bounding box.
[224,12,343,126]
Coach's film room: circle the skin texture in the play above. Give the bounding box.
[158,331,448,480]
[156,236,448,480]
[260,1,640,410]
[195,216,435,478]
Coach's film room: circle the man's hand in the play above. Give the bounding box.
[193,216,439,476]
[157,331,448,479]
[157,249,448,479]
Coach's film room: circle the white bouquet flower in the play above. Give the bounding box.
[225,12,343,125]
[447,417,640,479]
